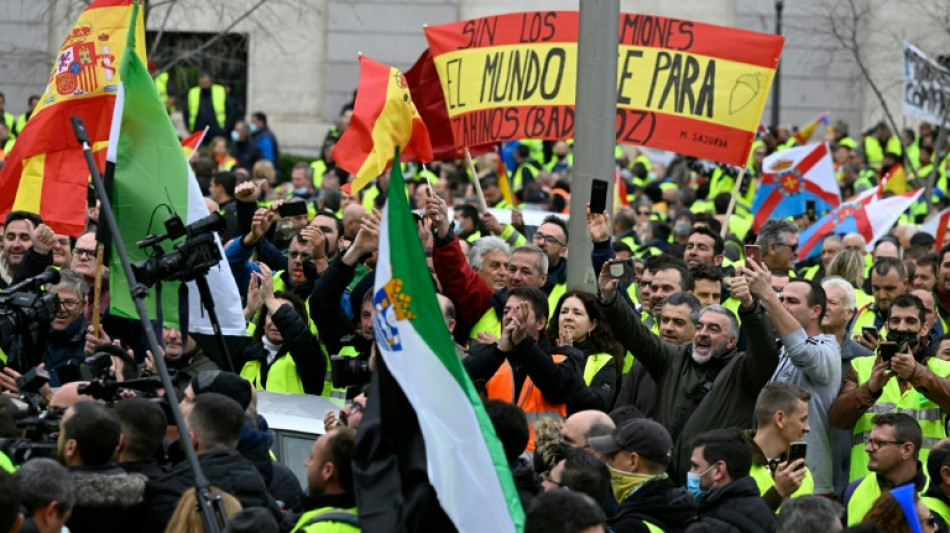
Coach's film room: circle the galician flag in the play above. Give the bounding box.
[104,2,246,335]
[369,148,523,531]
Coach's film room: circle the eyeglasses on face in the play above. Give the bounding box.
[533,233,565,246]
[541,470,566,488]
[58,299,81,310]
[864,436,905,450]
[776,243,799,253]
[74,248,97,259]
[287,250,313,261]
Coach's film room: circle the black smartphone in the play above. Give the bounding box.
[862,326,878,341]
[805,200,816,220]
[745,245,762,266]
[787,441,807,470]
[609,258,636,279]
[278,201,308,218]
[590,179,609,215]
[878,341,900,363]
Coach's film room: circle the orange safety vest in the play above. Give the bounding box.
[485,353,568,451]
[551,188,570,214]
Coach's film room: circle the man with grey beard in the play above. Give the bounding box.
[596,258,779,482]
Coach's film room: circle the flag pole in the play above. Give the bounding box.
[465,148,489,212]
[422,162,438,222]
[720,166,749,238]
[92,242,105,337]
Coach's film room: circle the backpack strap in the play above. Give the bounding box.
[304,510,360,528]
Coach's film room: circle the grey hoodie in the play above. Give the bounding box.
[769,329,841,494]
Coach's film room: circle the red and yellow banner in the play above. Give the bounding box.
[424,12,784,166]
[0,0,146,236]
[181,127,207,161]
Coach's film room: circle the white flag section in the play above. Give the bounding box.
[863,190,924,253]
[184,177,248,336]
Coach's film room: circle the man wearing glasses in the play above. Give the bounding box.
[532,215,569,315]
[830,293,950,485]
[755,219,800,275]
[25,271,89,386]
[841,413,926,526]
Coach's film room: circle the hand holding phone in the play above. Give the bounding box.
[745,245,762,267]
[787,441,807,471]
[590,179,609,215]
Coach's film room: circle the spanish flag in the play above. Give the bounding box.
[793,113,829,146]
[333,55,433,196]
[0,0,145,237]
[180,127,207,161]
[880,162,909,195]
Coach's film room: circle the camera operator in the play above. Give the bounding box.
[7,271,87,387]
[238,263,326,395]
[0,211,55,289]
[830,292,950,484]
[142,326,219,391]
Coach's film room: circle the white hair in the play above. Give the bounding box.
[821,275,856,310]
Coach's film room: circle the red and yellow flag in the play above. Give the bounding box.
[181,127,207,161]
[793,113,829,145]
[333,55,433,196]
[496,156,515,207]
[0,0,145,236]
[881,163,909,195]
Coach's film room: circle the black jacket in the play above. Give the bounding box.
[464,335,612,414]
[118,460,169,484]
[66,465,147,533]
[612,477,698,533]
[310,257,360,356]
[615,361,658,418]
[143,450,281,533]
[238,304,326,394]
[685,477,776,533]
[511,457,540,512]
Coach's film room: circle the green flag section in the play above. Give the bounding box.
[372,151,524,531]
[104,2,246,335]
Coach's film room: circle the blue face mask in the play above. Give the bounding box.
[452,219,462,234]
[249,123,259,134]
[687,464,715,502]
[230,130,240,142]
[293,187,309,195]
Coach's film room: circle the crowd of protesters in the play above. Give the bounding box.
[2,76,950,532]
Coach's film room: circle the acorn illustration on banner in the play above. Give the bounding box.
[730,73,766,114]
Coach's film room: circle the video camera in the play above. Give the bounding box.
[329,336,372,389]
[132,212,225,286]
[0,267,61,349]
[0,366,61,463]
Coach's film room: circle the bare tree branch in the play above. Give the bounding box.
[157,0,268,73]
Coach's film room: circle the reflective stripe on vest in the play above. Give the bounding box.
[849,356,950,481]
[291,505,360,533]
[470,307,502,341]
[188,84,226,130]
[513,162,540,192]
[583,353,613,386]
[325,345,360,399]
[240,354,305,394]
[847,475,881,526]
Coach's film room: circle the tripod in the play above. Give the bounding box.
[72,116,227,533]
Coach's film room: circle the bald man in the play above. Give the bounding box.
[342,203,368,239]
[561,410,616,451]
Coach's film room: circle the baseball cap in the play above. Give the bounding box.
[587,418,673,464]
[190,371,252,411]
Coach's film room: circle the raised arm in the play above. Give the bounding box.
[597,260,676,381]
